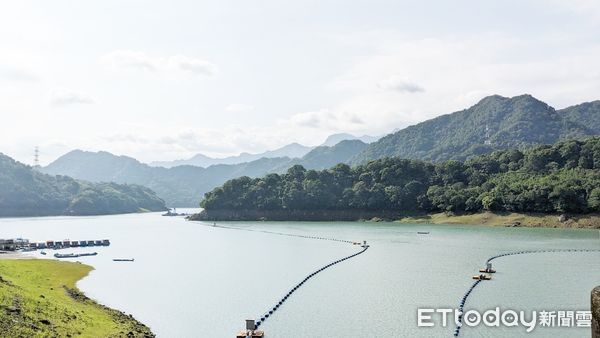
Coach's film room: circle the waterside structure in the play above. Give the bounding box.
[0,238,110,251]
[0,238,29,251]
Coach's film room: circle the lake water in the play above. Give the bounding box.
[1,211,598,337]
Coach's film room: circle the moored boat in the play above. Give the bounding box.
[54,252,97,258]
[113,258,135,262]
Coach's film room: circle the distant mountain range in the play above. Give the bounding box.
[41,94,600,207]
[149,133,378,168]
[149,143,312,168]
[350,94,600,164]
[42,139,370,207]
[0,153,166,216]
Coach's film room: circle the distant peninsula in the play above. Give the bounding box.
[192,138,600,226]
[0,153,166,217]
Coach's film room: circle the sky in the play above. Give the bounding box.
[1,0,600,165]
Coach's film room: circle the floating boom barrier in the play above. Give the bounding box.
[453,248,600,337]
[196,222,369,337]
[253,244,369,331]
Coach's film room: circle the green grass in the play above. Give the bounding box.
[0,259,153,337]
[396,212,600,228]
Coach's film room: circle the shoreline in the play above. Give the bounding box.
[0,259,154,336]
[0,251,28,259]
[191,210,600,229]
[0,208,167,219]
[395,212,600,229]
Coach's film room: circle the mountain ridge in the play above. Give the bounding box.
[350,94,599,164]
[149,133,379,168]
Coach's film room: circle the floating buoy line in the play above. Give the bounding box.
[454,248,600,337]
[197,222,369,337]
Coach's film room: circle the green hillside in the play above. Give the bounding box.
[560,100,600,134]
[0,153,166,216]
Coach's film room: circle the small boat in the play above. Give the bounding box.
[40,251,47,255]
[79,252,98,257]
[113,258,135,262]
[54,252,97,258]
[417,231,430,234]
[472,274,492,280]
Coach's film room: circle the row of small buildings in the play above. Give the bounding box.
[0,238,110,251]
[0,238,29,251]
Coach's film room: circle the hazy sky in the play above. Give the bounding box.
[1,0,599,165]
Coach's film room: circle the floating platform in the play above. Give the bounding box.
[479,268,496,273]
[236,331,264,338]
[472,274,492,280]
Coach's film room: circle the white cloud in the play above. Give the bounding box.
[287,109,365,130]
[225,103,254,112]
[102,50,158,71]
[50,89,94,106]
[547,0,600,19]
[102,50,218,76]
[93,109,371,161]
[168,55,218,76]
[377,76,424,93]
[323,33,600,131]
[0,67,38,82]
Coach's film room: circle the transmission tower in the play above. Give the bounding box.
[34,146,40,167]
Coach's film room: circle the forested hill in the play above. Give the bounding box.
[196,138,600,220]
[350,95,599,164]
[560,100,600,134]
[0,153,166,217]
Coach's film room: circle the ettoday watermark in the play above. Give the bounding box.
[417,308,592,333]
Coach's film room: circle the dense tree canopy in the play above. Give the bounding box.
[0,153,166,216]
[201,138,600,215]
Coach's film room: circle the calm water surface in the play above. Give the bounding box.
[1,211,598,337]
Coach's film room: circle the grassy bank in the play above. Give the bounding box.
[396,212,600,228]
[0,259,153,337]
